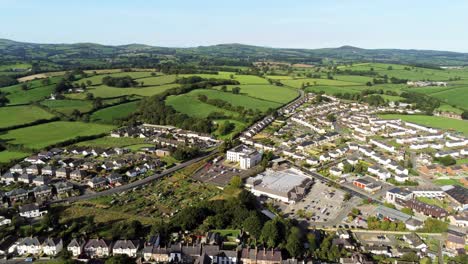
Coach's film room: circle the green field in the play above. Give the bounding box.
[68,83,178,99]
[75,71,154,86]
[436,104,464,114]
[338,63,468,81]
[90,101,139,123]
[426,86,468,109]
[0,151,31,163]
[179,72,269,85]
[178,89,282,112]
[282,78,360,88]
[167,94,239,118]
[0,105,55,129]
[41,99,93,115]
[214,84,298,104]
[378,114,468,135]
[0,121,114,150]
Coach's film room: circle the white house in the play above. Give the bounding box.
[84,239,112,258]
[16,237,42,256]
[67,238,85,257]
[42,238,63,256]
[112,240,141,257]
[19,204,47,219]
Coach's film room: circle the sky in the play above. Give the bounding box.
[1,0,468,52]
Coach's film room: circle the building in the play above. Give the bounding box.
[403,233,427,251]
[353,179,381,193]
[16,237,42,256]
[226,145,262,170]
[374,205,412,222]
[446,233,466,251]
[405,218,423,231]
[42,238,63,256]
[67,238,85,257]
[386,188,414,204]
[445,185,468,211]
[240,248,282,264]
[84,239,112,258]
[19,203,47,218]
[112,240,141,257]
[403,199,448,219]
[246,168,312,204]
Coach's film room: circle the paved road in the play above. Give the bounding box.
[49,150,218,204]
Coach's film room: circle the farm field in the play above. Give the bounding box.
[0,105,55,129]
[338,63,468,81]
[0,151,31,163]
[68,83,178,99]
[425,86,468,109]
[214,84,298,103]
[0,63,31,75]
[281,78,360,88]
[74,71,154,86]
[180,72,269,85]
[90,101,140,123]
[166,94,239,119]
[41,99,93,115]
[332,75,374,83]
[179,89,282,112]
[0,121,114,150]
[305,85,360,95]
[378,114,468,135]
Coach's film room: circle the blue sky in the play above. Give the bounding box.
[1,0,467,52]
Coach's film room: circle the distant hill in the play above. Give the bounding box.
[0,38,467,69]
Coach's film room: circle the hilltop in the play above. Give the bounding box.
[1,39,468,70]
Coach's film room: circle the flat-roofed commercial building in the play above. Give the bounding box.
[246,167,312,204]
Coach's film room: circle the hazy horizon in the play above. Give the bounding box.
[2,0,468,52]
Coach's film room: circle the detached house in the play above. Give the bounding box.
[16,237,42,256]
[56,167,69,178]
[19,203,47,218]
[67,238,85,257]
[84,239,112,258]
[112,239,141,257]
[70,169,87,181]
[26,165,41,175]
[54,181,74,194]
[33,185,52,198]
[41,165,56,176]
[88,177,107,189]
[42,238,63,256]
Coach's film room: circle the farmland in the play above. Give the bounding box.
[378,114,468,135]
[41,99,93,115]
[167,94,239,119]
[0,105,55,129]
[75,136,148,148]
[213,84,298,103]
[0,151,31,163]
[90,100,140,123]
[68,83,179,99]
[0,121,114,150]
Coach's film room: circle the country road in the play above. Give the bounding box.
[49,150,218,204]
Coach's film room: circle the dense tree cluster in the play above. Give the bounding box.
[434,155,456,166]
[102,76,137,88]
[0,75,18,88]
[137,96,214,133]
[400,92,440,114]
[366,216,406,231]
[0,91,10,106]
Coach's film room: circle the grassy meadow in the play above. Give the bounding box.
[0,121,114,150]
[0,105,55,129]
[378,114,468,135]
